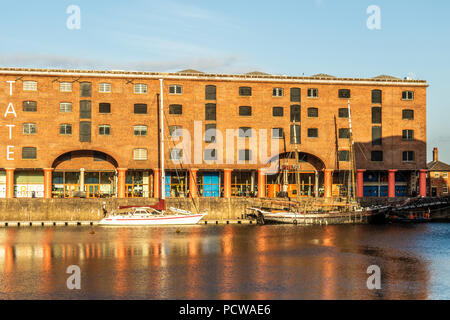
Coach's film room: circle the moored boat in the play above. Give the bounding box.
[99,200,207,226]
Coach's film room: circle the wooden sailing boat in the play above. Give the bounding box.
[249,100,384,225]
[99,79,207,226]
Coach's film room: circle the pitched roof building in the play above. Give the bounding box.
[427,148,450,197]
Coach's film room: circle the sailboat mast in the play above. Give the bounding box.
[293,121,300,207]
[347,100,356,202]
[159,79,166,201]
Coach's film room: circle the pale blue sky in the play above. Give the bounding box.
[0,0,448,162]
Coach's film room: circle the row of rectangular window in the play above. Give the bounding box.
[21,121,415,145]
[22,123,148,136]
[337,150,416,162]
[20,80,416,102]
[369,151,416,162]
[18,145,417,163]
[20,100,418,121]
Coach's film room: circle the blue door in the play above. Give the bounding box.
[395,186,407,197]
[363,186,378,197]
[202,172,219,197]
[165,174,171,198]
[380,186,388,197]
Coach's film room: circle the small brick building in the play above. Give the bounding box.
[0,68,428,199]
[427,148,450,197]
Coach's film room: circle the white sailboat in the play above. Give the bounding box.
[99,79,207,226]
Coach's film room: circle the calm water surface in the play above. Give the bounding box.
[0,223,449,300]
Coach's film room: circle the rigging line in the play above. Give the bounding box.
[162,107,200,214]
[356,142,369,161]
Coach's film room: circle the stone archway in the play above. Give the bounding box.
[48,150,119,198]
[264,151,327,198]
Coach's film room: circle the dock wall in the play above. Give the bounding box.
[0,198,449,222]
[0,198,268,221]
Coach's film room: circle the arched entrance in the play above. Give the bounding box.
[265,151,327,198]
[51,150,118,198]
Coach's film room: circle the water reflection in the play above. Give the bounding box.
[0,223,447,300]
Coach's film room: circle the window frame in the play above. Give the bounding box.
[372,90,382,104]
[338,128,350,139]
[272,106,284,117]
[273,87,284,97]
[272,128,284,139]
[23,123,37,135]
[23,81,37,91]
[290,124,301,145]
[239,106,252,117]
[133,148,148,161]
[307,88,318,98]
[402,109,414,120]
[169,148,183,161]
[372,107,382,124]
[134,125,148,136]
[238,149,252,162]
[239,86,252,96]
[60,82,72,92]
[402,91,414,101]
[307,128,318,138]
[204,148,217,161]
[23,101,37,112]
[169,85,183,95]
[338,108,349,118]
[22,147,37,160]
[402,151,415,162]
[169,104,182,115]
[371,151,383,162]
[99,124,111,136]
[60,102,72,113]
[99,83,111,93]
[99,103,111,114]
[290,105,300,122]
[59,124,72,135]
[134,103,148,114]
[402,129,414,141]
[338,150,350,162]
[338,89,351,99]
[169,125,183,139]
[307,107,319,118]
[205,85,217,100]
[80,82,92,97]
[205,124,217,143]
[205,103,216,121]
[134,83,148,94]
[290,88,301,102]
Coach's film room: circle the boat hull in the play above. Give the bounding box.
[256,211,372,225]
[98,213,207,226]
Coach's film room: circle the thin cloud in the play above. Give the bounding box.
[0,53,256,74]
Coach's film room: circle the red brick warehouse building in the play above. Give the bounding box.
[0,68,428,199]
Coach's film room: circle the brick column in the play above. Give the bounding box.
[223,169,232,198]
[257,168,265,198]
[388,170,397,198]
[356,169,366,198]
[43,168,54,199]
[5,168,15,199]
[324,169,333,198]
[189,169,198,198]
[117,168,127,198]
[419,169,427,197]
[153,168,161,199]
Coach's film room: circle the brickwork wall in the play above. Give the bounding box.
[0,69,427,172]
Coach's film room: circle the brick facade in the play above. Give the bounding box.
[0,68,428,199]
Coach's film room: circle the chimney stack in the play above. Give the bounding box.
[433,148,439,162]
